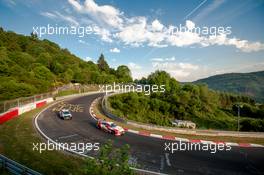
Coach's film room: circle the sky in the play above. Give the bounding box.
[0,0,264,82]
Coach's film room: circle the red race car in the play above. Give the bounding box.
[97,120,125,136]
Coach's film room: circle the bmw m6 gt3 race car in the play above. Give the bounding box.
[97,120,125,136]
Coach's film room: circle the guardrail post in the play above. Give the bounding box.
[1,158,6,171]
[22,167,27,175]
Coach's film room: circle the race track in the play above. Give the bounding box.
[36,93,264,175]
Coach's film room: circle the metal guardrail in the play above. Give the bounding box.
[0,84,100,114]
[101,93,127,123]
[0,154,42,175]
[0,92,54,114]
[101,92,264,138]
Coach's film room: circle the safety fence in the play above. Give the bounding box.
[0,84,100,114]
[0,92,54,114]
[0,154,42,175]
[101,92,264,138]
[0,84,100,124]
[101,92,127,123]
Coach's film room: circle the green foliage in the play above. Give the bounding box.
[195,71,264,102]
[97,54,110,73]
[116,65,133,83]
[239,118,264,132]
[83,140,134,175]
[232,103,264,119]
[109,70,264,131]
[0,27,132,100]
[0,78,37,100]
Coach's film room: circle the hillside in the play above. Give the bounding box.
[0,27,132,101]
[109,71,264,131]
[194,71,264,102]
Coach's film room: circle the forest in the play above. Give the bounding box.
[195,71,264,102]
[108,71,264,131]
[0,27,132,101]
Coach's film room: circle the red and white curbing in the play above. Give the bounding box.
[0,98,53,124]
[89,98,264,148]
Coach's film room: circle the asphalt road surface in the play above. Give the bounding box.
[36,93,264,175]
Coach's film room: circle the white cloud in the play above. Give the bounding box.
[66,0,264,52]
[110,47,120,53]
[68,0,123,29]
[150,57,175,62]
[93,26,113,42]
[78,39,89,45]
[178,63,199,70]
[115,17,167,48]
[152,62,199,71]
[186,20,195,30]
[166,31,203,47]
[40,12,57,19]
[115,17,148,46]
[151,58,164,62]
[206,34,264,52]
[151,60,200,81]
[78,39,85,43]
[41,11,79,26]
[128,62,142,70]
[84,56,93,61]
[68,0,82,11]
[151,19,164,31]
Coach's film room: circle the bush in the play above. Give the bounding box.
[83,140,134,175]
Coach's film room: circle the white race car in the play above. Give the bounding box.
[97,120,125,136]
[59,109,72,120]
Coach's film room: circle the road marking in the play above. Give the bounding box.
[150,133,163,139]
[130,167,169,175]
[58,134,78,140]
[52,102,84,112]
[162,135,176,140]
[127,129,139,134]
[239,143,251,147]
[225,142,239,146]
[190,139,201,143]
[175,137,189,142]
[160,155,164,171]
[165,153,171,167]
[200,140,214,144]
[250,144,264,147]
[128,156,138,167]
[139,131,150,136]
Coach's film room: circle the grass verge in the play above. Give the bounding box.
[0,105,85,175]
[55,89,80,97]
[93,98,264,145]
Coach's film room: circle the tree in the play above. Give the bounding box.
[116,65,133,82]
[83,140,134,175]
[33,65,54,81]
[97,54,110,72]
[30,31,38,40]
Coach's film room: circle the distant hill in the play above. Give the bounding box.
[194,71,264,102]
